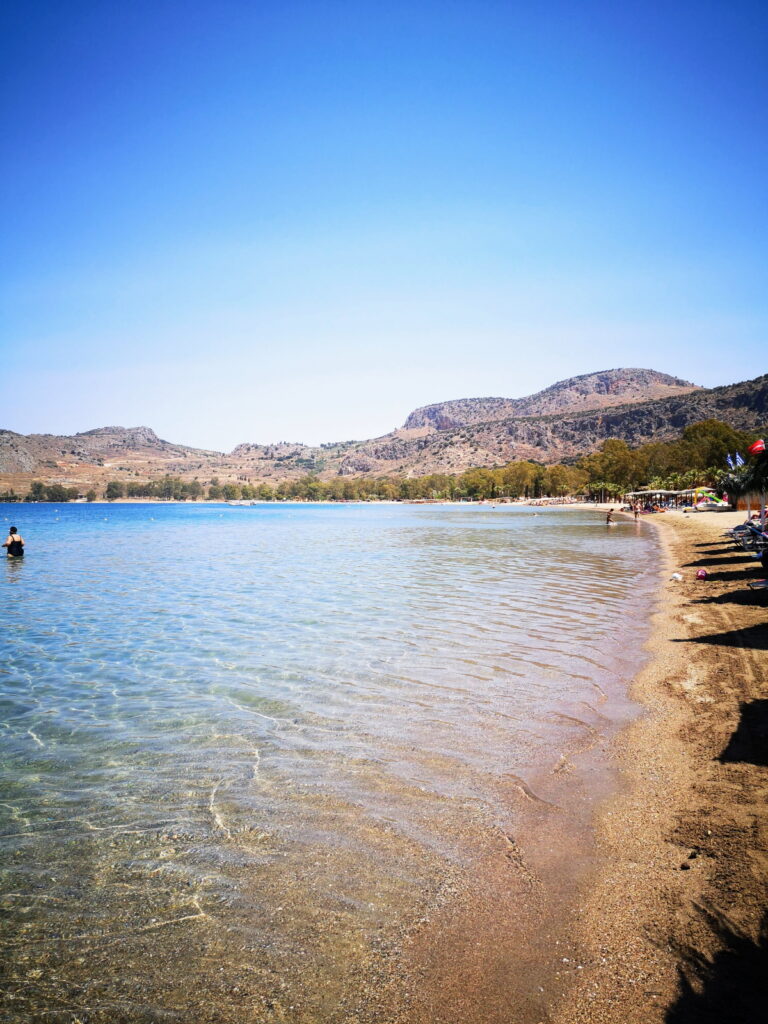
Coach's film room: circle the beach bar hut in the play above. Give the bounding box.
[625,489,682,507]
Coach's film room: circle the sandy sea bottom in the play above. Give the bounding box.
[0,502,658,1022]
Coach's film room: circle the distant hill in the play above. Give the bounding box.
[334,373,767,476]
[1,369,765,492]
[402,369,701,430]
[0,425,222,489]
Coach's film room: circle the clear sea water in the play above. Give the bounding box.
[0,502,658,1022]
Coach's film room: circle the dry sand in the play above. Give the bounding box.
[547,509,768,1024]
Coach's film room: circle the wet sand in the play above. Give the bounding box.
[547,510,768,1024]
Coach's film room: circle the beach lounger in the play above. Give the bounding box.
[738,525,768,552]
[727,524,755,545]
[727,524,750,536]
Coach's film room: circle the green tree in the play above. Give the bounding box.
[599,440,637,488]
[376,479,399,500]
[677,420,754,471]
[499,461,536,498]
[399,478,421,500]
[460,468,497,499]
[543,464,572,496]
[105,481,124,501]
[301,476,323,501]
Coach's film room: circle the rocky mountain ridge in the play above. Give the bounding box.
[347,373,766,475]
[403,368,700,430]
[0,425,221,482]
[1,369,765,490]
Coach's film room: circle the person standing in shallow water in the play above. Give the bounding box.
[3,526,24,557]
[606,508,614,525]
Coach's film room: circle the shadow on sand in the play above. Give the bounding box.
[690,590,768,609]
[687,568,763,584]
[683,554,757,567]
[691,543,744,553]
[665,908,768,1024]
[719,700,768,767]
[671,624,768,650]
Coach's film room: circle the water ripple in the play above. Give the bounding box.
[0,502,657,1017]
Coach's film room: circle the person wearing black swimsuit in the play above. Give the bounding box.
[3,526,24,557]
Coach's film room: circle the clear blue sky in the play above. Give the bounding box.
[1,0,766,451]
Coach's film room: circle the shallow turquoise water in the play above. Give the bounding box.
[0,502,657,1021]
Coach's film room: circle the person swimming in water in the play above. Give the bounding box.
[3,526,24,557]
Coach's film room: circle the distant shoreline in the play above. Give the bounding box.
[0,496,606,507]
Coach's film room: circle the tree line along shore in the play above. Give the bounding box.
[0,419,760,504]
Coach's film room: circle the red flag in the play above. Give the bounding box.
[747,439,766,455]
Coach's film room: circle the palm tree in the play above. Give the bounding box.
[589,480,622,502]
[720,469,750,509]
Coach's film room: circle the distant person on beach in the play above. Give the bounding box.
[3,526,24,557]
[606,508,614,525]
[633,504,640,521]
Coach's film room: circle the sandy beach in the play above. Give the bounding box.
[547,509,768,1024]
